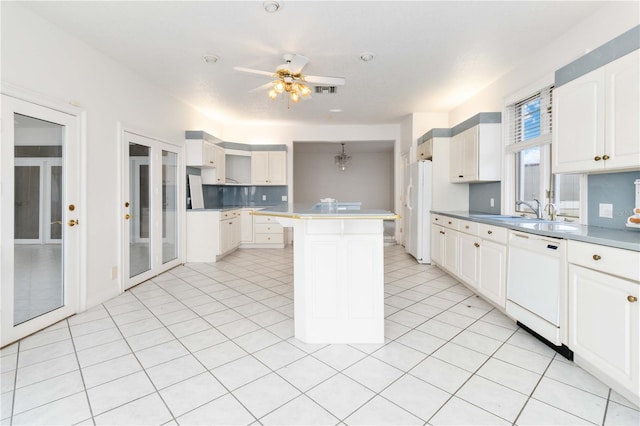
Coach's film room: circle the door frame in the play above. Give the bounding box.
[118,125,184,291]
[1,83,87,346]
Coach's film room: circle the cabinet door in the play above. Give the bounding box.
[268,151,287,185]
[231,218,241,248]
[461,128,479,181]
[214,145,226,183]
[569,265,639,397]
[220,218,232,253]
[458,232,480,288]
[449,134,464,181]
[251,152,269,184]
[604,50,640,170]
[430,224,444,265]
[553,68,605,173]
[443,229,459,274]
[478,240,507,308]
[240,210,254,243]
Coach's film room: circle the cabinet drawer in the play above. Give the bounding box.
[459,220,479,235]
[255,233,283,244]
[568,240,640,281]
[220,210,240,220]
[432,214,446,225]
[478,223,507,244]
[255,215,279,224]
[255,223,283,234]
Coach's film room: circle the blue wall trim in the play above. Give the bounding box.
[555,25,640,87]
[451,112,501,136]
[418,128,452,144]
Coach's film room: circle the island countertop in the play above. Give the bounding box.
[253,203,399,220]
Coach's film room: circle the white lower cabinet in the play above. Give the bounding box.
[443,229,459,275]
[240,208,254,243]
[428,215,508,310]
[186,209,241,262]
[458,232,480,289]
[240,212,285,247]
[568,240,640,406]
[478,240,507,308]
[430,223,444,265]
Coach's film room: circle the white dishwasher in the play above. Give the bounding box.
[506,230,569,353]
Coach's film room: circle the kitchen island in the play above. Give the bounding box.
[254,204,399,344]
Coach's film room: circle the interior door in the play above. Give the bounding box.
[123,131,181,289]
[1,95,81,346]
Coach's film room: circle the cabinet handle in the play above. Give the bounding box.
[487,230,493,235]
[209,160,214,164]
[602,155,610,160]
[474,242,480,248]
[440,231,445,235]
[592,254,601,261]
[448,221,452,225]
[594,156,602,161]
[628,295,638,303]
[458,175,464,178]
[465,225,469,229]
[435,218,439,221]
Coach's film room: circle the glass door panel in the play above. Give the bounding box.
[13,115,64,326]
[162,150,178,263]
[129,143,151,278]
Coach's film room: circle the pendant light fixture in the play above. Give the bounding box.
[334,143,351,171]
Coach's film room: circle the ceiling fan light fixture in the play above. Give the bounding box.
[290,92,300,103]
[268,89,278,99]
[334,143,352,171]
[263,1,280,13]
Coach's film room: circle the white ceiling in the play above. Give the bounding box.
[22,1,606,126]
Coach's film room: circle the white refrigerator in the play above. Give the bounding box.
[405,160,433,263]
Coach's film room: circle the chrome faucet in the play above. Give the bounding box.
[543,202,558,221]
[516,199,542,219]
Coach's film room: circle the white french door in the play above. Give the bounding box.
[123,131,182,289]
[1,95,82,346]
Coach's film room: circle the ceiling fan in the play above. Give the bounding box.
[234,54,345,106]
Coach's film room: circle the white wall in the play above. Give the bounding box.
[1,3,221,308]
[448,1,639,126]
[293,150,394,210]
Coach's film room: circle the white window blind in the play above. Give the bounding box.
[506,85,553,153]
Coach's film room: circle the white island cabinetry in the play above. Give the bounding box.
[255,206,397,344]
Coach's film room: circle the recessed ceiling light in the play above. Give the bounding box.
[329,109,343,113]
[263,1,281,13]
[359,52,375,62]
[203,55,220,64]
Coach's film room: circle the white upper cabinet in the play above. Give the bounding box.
[186,139,224,168]
[251,151,287,185]
[449,116,501,183]
[553,50,639,173]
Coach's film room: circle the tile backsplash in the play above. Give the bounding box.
[469,182,501,214]
[588,171,640,229]
[187,168,287,209]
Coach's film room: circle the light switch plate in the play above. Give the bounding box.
[282,195,288,201]
[599,203,613,218]
[262,195,267,201]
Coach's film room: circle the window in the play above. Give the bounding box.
[507,86,580,219]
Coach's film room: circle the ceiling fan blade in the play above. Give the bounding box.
[304,75,346,86]
[233,66,275,78]
[286,54,309,74]
[248,82,275,93]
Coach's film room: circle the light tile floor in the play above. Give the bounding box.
[1,245,639,425]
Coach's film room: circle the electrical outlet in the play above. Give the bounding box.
[282,195,288,201]
[111,266,118,280]
[262,195,267,201]
[490,198,495,208]
[599,203,613,218]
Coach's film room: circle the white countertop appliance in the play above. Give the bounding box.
[405,160,433,263]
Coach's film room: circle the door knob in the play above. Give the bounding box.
[68,219,79,227]
[125,214,132,220]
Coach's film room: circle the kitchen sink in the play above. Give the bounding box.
[519,222,582,233]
